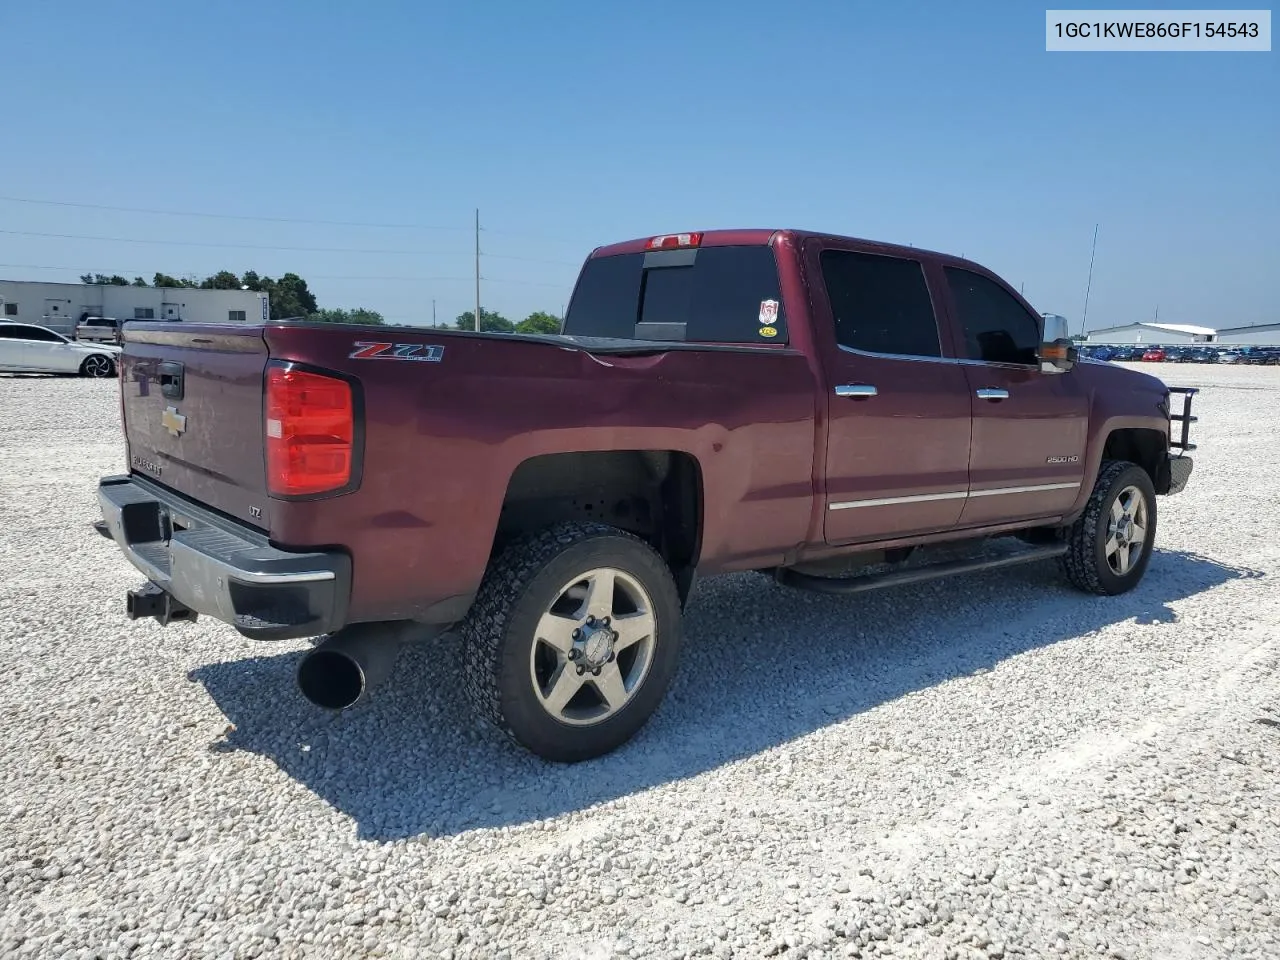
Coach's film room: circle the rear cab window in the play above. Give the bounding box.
[563,244,787,345]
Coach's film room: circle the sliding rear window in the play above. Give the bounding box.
[562,245,787,344]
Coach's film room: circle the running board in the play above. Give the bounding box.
[775,543,1067,595]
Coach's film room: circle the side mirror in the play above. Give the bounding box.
[1038,314,1076,373]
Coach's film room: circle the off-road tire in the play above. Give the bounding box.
[459,521,683,763]
[1060,459,1157,595]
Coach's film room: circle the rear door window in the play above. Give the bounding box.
[819,250,942,358]
[563,245,786,344]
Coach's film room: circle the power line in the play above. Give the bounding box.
[0,194,584,245]
[0,194,465,231]
[0,227,581,265]
[0,262,568,288]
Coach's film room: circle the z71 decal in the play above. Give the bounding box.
[349,342,445,362]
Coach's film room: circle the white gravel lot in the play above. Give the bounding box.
[1,362,1278,960]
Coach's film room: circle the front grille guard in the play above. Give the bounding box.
[1167,387,1198,454]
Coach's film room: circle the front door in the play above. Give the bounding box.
[815,246,973,545]
[941,265,1088,526]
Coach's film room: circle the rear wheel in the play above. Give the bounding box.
[80,354,115,378]
[1060,460,1157,595]
[460,521,683,762]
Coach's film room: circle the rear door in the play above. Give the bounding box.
[940,265,1087,525]
[811,244,973,544]
[121,325,271,527]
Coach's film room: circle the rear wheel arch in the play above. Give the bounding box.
[493,449,704,603]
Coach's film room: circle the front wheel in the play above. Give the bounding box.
[79,354,115,378]
[1060,460,1157,595]
[460,521,683,763]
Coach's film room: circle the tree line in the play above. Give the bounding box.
[81,270,331,322]
[452,309,562,334]
[79,271,562,331]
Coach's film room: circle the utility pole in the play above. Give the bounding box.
[432,299,436,328]
[1080,223,1099,337]
[474,208,481,332]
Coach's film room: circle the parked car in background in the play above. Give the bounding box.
[1141,347,1166,362]
[1217,349,1243,364]
[75,316,123,344]
[1237,346,1280,365]
[0,323,121,377]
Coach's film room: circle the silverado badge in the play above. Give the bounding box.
[161,406,187,438]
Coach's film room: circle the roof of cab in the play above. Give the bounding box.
[589,229,964,265]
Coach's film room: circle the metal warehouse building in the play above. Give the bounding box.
[0,280,268,336]
[1087,321,1277,346]
[1216,322,1280,345]
[1086,322,1216,344]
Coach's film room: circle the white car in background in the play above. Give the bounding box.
[0,322,121,377]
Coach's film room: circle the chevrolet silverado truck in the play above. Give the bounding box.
[94,229,1196,762]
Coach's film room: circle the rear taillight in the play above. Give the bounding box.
[265,365,355,497]
[646,232,703,250]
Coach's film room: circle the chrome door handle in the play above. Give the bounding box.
[976,388,1009,401]
[835,384,878,399]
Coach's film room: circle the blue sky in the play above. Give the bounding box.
[0,1,1275,330]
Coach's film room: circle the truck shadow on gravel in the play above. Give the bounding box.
[190,549,1257,840]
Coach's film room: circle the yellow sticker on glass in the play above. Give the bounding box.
[759,325,778,338]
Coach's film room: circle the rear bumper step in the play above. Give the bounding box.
[776,543,1068,595]
[97,475,350,640]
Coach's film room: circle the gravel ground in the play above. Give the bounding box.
[1,363,1278,960]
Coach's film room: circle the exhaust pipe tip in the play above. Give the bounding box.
[295,622,414,711]
[297,649,368,710]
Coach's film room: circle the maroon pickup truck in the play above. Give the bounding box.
[95,229,1196,762]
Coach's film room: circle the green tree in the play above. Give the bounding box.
[455,308,513,333]
[200,270,243,290]
[153,272,198,288]
[131,277,148,287]
[309,308,385,325]
[262,272,317,320]
[515,311,562,335]
[80,273,130,285]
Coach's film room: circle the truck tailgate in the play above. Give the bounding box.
[121,325,269,528]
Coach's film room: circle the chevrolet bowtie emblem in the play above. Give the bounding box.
[161,406,187,438]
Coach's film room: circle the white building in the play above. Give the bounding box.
[1086,322,1217,344]
[1216,322,1280,345]
[0,280,268,336]
[1086,320,1278,346]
